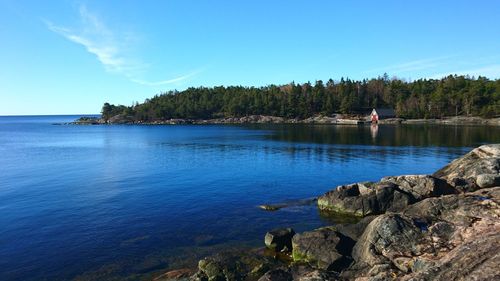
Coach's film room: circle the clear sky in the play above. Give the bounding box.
[1,0,499,115]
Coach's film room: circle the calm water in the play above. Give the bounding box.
[1,116,499,280]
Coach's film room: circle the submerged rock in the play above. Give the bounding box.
[258,204,283,211]
[193,250,282,281]
[264,228,295,253]
[154,268,195,281]
[259,198,317,212]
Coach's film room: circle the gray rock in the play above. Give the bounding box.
[257,268,292,281]
[351,214,425,268]
[381,175,456,200]
[333,215,378,242]
[347,186,500,280]
[195,251,278,281]
[318,175,459,218]
[434,144,500,191]
[295,269,339,281]
[317,182,414,216]
[259,198,317,212]
[476,173,500,188]
[264,228,295,252]
[291,227,354,271]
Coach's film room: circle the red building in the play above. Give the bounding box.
[370,108,395,123]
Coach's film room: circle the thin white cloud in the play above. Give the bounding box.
[44,5,200,86]
[430,64,500,79]
[365,56,454,74]
[131,69,204,86]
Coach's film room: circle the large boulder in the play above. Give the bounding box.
[381,175,456,200]
[291,227,354,271]
[351,214,425,268]
[318,175,459,217]
[317,182,414,216]
[344,186,500,280]
[264,228,295,252]
[434,144,500,191]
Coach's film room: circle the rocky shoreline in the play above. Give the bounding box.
[155,144,500,281]
[69,115,500,126]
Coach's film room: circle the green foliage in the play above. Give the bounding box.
[103,75,500,121]
[101,102,128,121]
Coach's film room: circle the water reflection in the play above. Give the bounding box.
[370,124,378,139]
[246,124,500,147]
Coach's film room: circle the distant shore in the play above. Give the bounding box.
[69,115,500,126]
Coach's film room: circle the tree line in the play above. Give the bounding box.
[101,75,500,121]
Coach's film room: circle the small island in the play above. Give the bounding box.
[75,75,500,126]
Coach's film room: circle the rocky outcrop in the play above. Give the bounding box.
[345,186,500,280]
[291,227,354,271]
[380,175,456,200]
[434,144,500,192]
[347,214,427,278]
[158,144,500,281]
[317,175,456,217]
[71,116,104,125]
[317,182,408,216]
[401,116,500,126]
[71,114,500,126]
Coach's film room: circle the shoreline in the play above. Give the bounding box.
[153,144,500,281]
[70,115,500,126]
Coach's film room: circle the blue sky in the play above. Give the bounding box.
[1,0,499,115]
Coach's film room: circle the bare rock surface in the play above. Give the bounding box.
[434,144,500,191]
[344,187,500,280]
[380,175,456,200]
[291,227,354,271]
[317,175,456,217]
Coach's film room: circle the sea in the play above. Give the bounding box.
[1,115,499,280]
